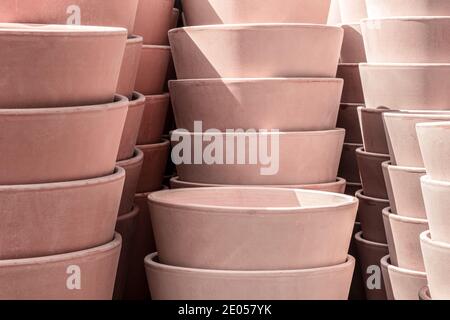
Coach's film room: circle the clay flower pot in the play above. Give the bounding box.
[137,140,170,193]
[420,231,450,300]
[117,36,143,99]
[181,0,332,26]
[337,104,363,144]
[0,234,121,300]
[169,24,344,79]
[145,253,355,300]
[382,208,398,266]
[340,23,366,63]
[137,94,170,145]
[338,0,367,24]
[149,187,358,270]
[133,0,175,45]
[0,24,127,109]
[366,0,450,18]
[346,182,362,196]
[336,63,365,104]
[0,0,139,35]
[338,143,362,183]
[419,286,432,301]
[134,45,171,95]
[362,17,450,63]
[356,190,388,244]
[117,149,144,215]
[0,95,127,185]
[173,130,345,185]
[380,255,427,301]
[348,222,367,300]
[382,161,397,213]
[358,107,396,154]
[356,147,390,199]
[117,92,145,161]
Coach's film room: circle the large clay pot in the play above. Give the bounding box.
[362,17,450,63]
[419,286,432,300]
[382,161,397,213]
[117,149,144,215]
[149,188,358,270]
[382,208,398,266]
[0,234,121,300]
[117,36,143,99]
[172,130,345,185]
[420,231,450,300]
[170,78,343,131]
[338,143,362,183]
[137,94,170,145]
[133,0,175,45]
[0,0,139,35]
[137,140,170,193]
[336,63,365,104]
[134,45,171,95]
[0,24,126,109]
[358,107,395,154]
[169,24,344,79]
[340,23,366,63]
[338,0,367,24]
[337,103,363,144]
[366,0,450,18]
[356,147,390,199]
[356,190,388,243]
[145,253,355,300]
[0,95,127,185]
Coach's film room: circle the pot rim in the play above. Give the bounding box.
[340,102,365,108]
[362,16,450,23]
[355,231,389,248]
[145,93,170,101]
[356,147,391,159]
[419,286,432,300]
[355,189,390,203]
[416,121,450,129]
[142,44,171,50]
[420,230,450,250]
[126,34,143,44]
[347,182,362,187]
[384,111,450,120]
[338,22,361,27]
[360,62,450,68]
[137,139,170,151]
[388,211,428,225]
[117,148,144,167]
[338,63,359,67]
[172,128,345,137]
[0,23,127,36]
[117,205,139,222]
[380,255,427,277]
[387,164,426,174]
[344,142,363,148]
[169,78,344,86]
[421,175,450,187]
[129,91,145,108]
[358,106,396,114]
[382,207,392,218]
[169,23,343,33]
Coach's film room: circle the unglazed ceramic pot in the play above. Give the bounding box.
[0,234,121,300]
[172,130,345,185]
[355,190,388,243]
[338,143,362,183]
[0,24,126,109]
[145,253,355,300]
[337,104,363,144]
[419,286,432,300]
[346,182,362,197]
[137,140,170,193]
[117,36,143,99]
[366,0,450,18]
[380,255,427,301]
[348,222,366,300]
[148,188,358,270]
[382,208,398,266]
[0,95,127,185]
[169,24,344,79]
[134,45,171,95]
[137,94,170,145]
[356,147,390,199]
[337,64,365,104]
[380,255,394,300]
[362,17,450,63]
[340,23,366,63]
[382,161,397,213]
[170,78,343,131]
[0,0,139,35]
[358,107,395,154]
[360,64,450,110]
[338,0,367,24]
[133,0,175,45]
[421,231,450,300]
[117,149,144,215]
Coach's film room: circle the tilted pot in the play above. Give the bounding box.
[337,63,365,104]
[358,107,396,154]
[137,94,170,145]
[117,149,144,215]
[337,104,363,144]
[340,23,366,63]
[137,140,170,193]
[356,147,390,199]
[356,190,388,244]
[134,45,171,95]
[338,143,362,183]
[117,36,143,99]
[338,0,367,24]
[366,0,450,18]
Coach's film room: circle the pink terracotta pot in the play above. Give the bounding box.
[117,149,144,215]
[133,0,175,45]
[382,161,397,214]
[356,147,390,199]
[145,253,355,300]
[149,187,358,270]
[117,36,143,99]
[137,94,170,145]
[0,0,139,35]
[348,222,366,300]
[380,255,394,300]
[336,63,365,104]
[358,107,396,154]
[137,140,170,193]
[382,208,398,266]
[362,17,450,63]
[380,255,427,301]
[173,130,345,185]
[366,0,450,18]
[117,92,145,161]
[170,78,343,131]
[169,24,344,79]
[356,190,388,244]
[0,233,121,300]
[134,45,171,95]
[420,231,450,300]
[338,0,367,24]
[339,143,362,183]
[340,23,366,63]
[0,95,127,185]
[337,104,363,144]
[419,286,432,300]
[181,0,331,26]
[0,24,126,109]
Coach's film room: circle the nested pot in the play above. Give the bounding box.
[346,182,362,197]
[356,147,390,199]
[382,208,398,266]
[419,286,432,300]
[170,78,343,131]
[356,190,388,244]
[137,94,170,145]
[337,103,363,144]
[134,45,171,95]
[338,143,362,183]
[358,107,396,154]
[340,23,366,63]
[145,253,355,300]
[338,0,367,24]
[382,161,397,213]
[0,0,139,35]
[366,0,450,18]
[0,23,126,109]
[117,149,144,215]
[169,24,343,79]
[149,188,358,270]
[137,140,170,193]
[134,0,175,45]
[362,17,450,63]
[348,222,366,300]
[337,63,365,104]
[0,233,121,300]
[380,255,394,300]
[172,130,345,185]
[117,36,143,99]
[0,95,127,185]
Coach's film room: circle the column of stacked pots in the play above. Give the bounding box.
[142,0,359,300]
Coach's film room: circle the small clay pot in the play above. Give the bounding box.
[137,94,170,145]
[0,24,127,109]
[340,23,366,63]
[356,147,390,199]
[419,286,432,301]
[169,24,344,79]
[339,143,362,183]
[380,255,395,300]
[346,182,362,196]
[380,255,427,301]
[337,63,365,104]
[134,45,171,95]
[117,149,144,215]
[0,233,122,300]
[338,0,367,24]
[358,107,396,154]
[356,190,388,243]
[366,0,450,18]
[117,36,143,99]
[348,222,366,300]
[137,140,170,193]
[382,161,397,214]
[337,103,363,144]
[382,208,398,266]
[117,92,145,161]
[0,95,127,185]
[170,78,343,131]
[145,253,355,300]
